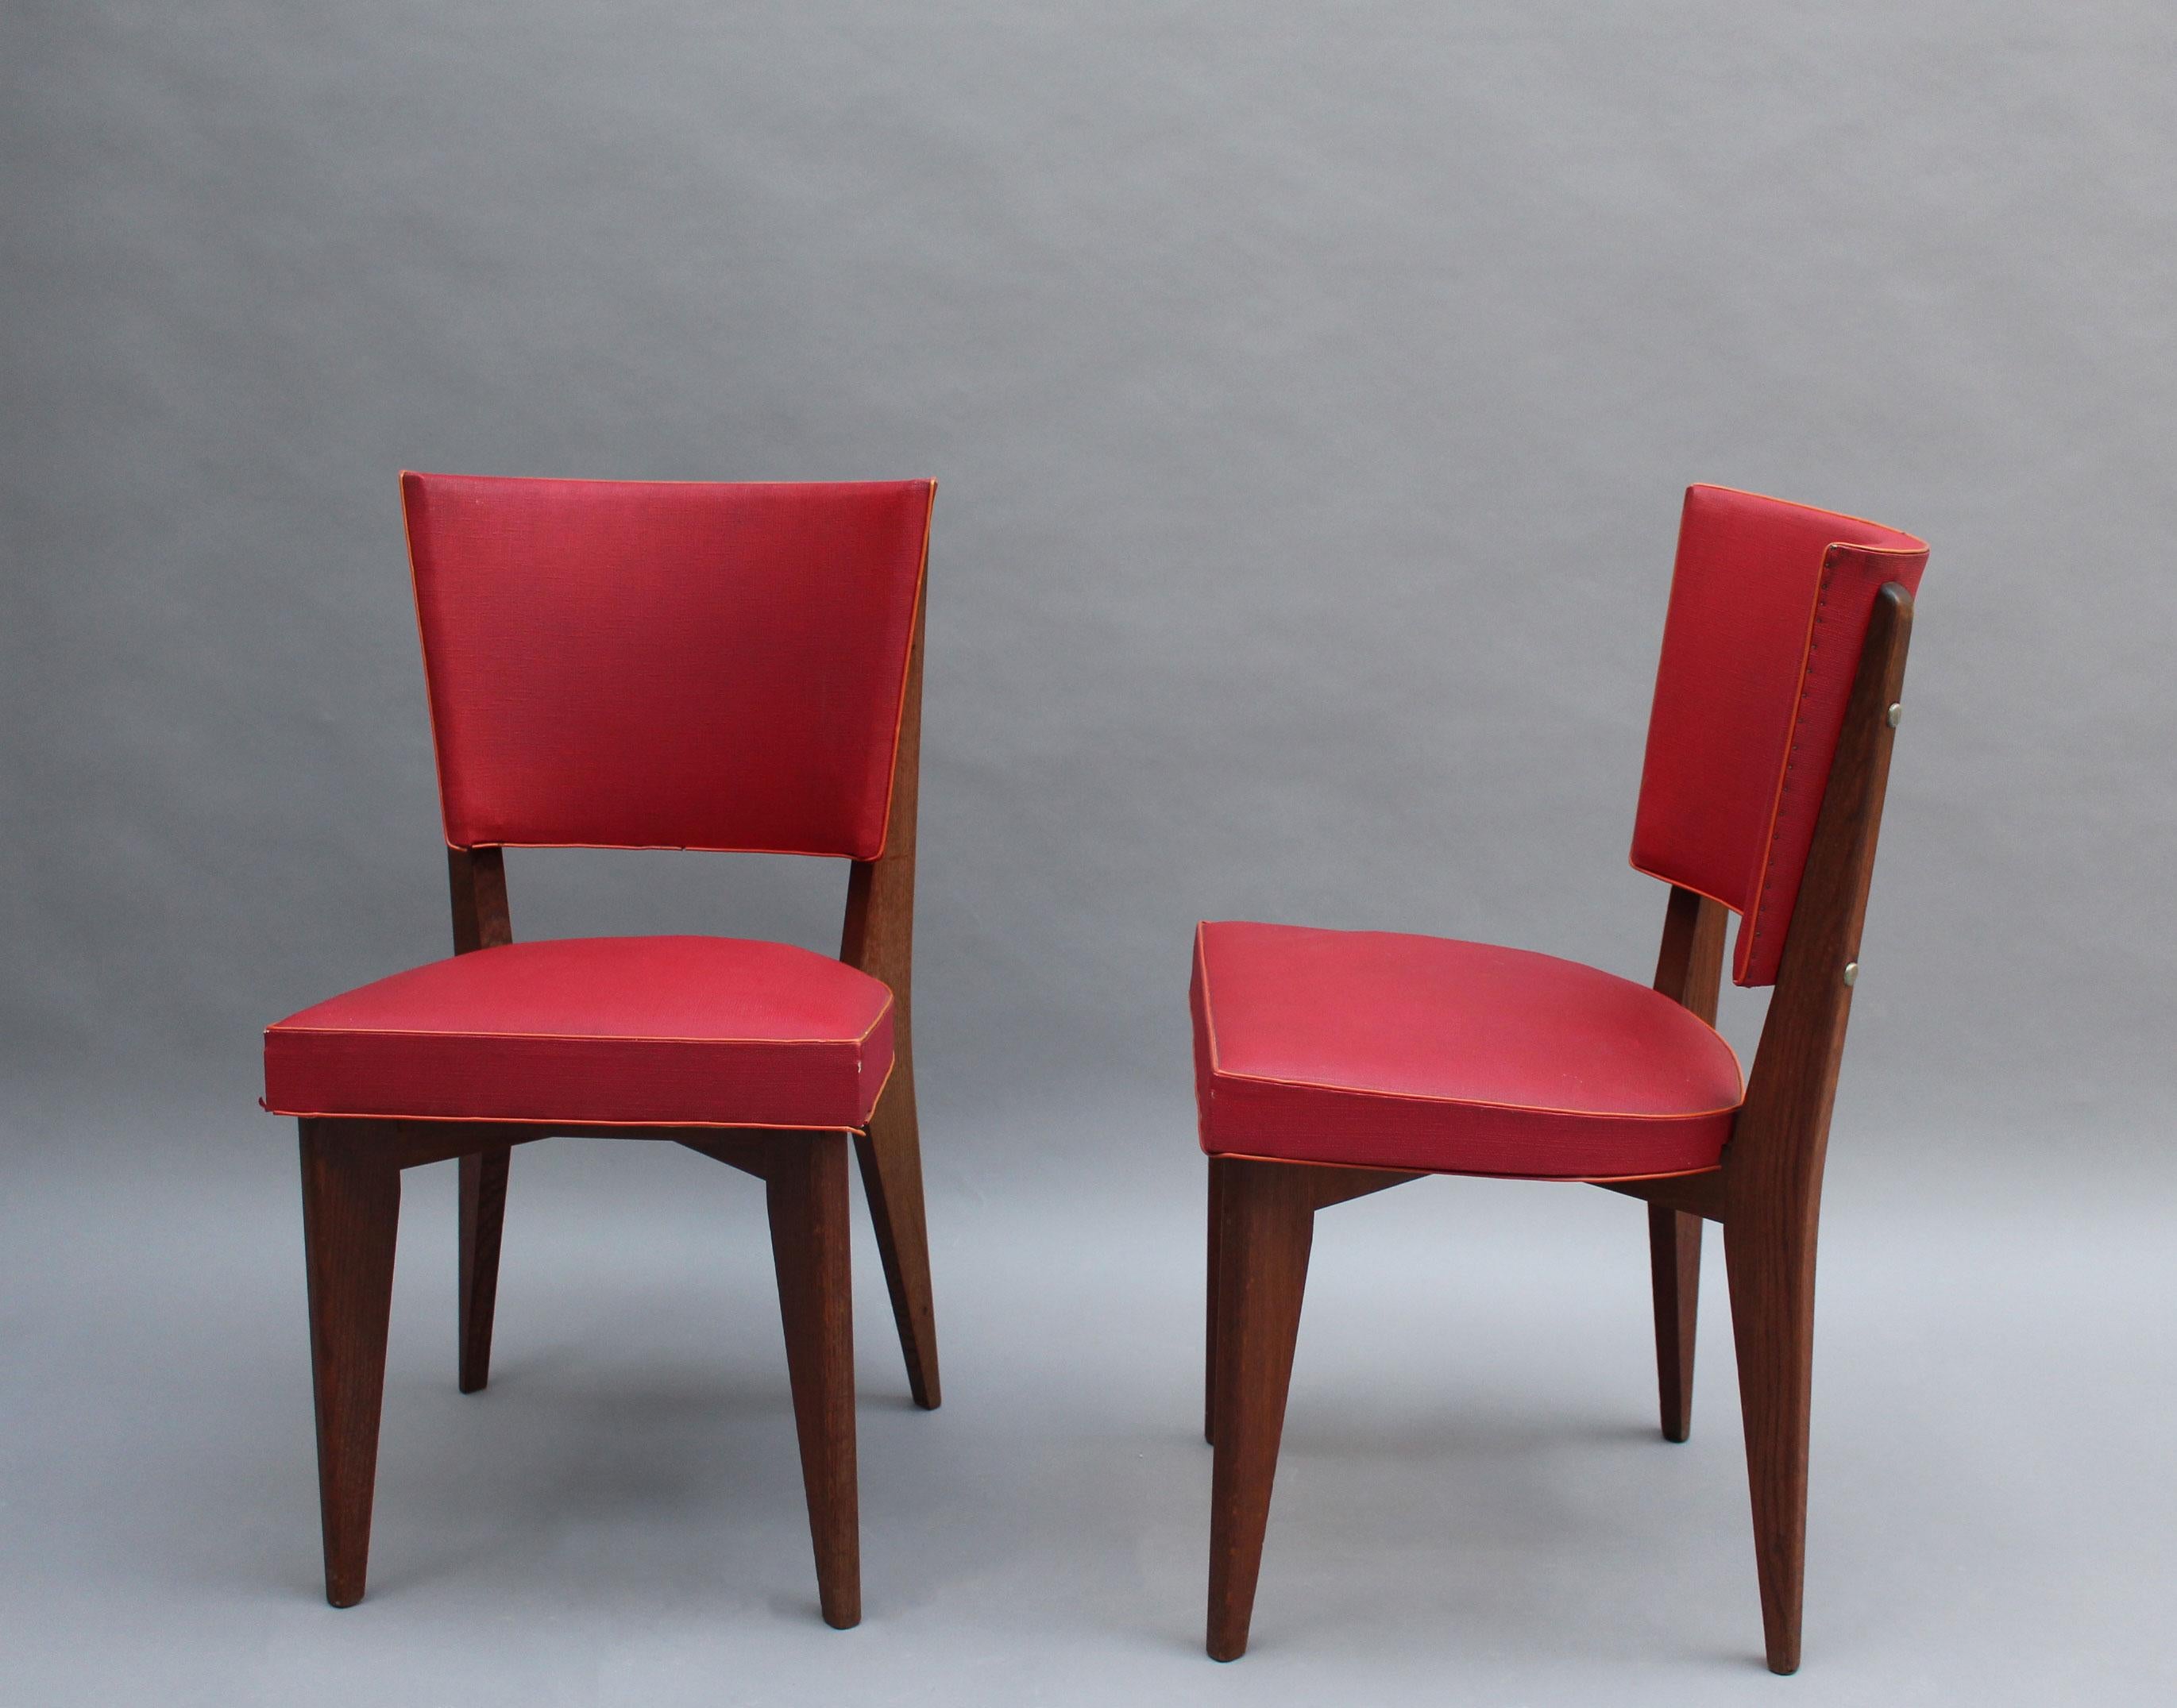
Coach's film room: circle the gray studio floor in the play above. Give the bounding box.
[5,1087,2171,1707]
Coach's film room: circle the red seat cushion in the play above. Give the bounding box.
[1191,921,1742,1179]
[264,937,894,1131]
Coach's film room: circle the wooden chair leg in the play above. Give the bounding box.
[1724,1205,1818,1674]
[1203,1155,1223,1445]
[768,1133,860,1629]
[457,1146,511,1394]
[1648,1205,1701,1442]
[1206,1156,1316,1662]
[298,1119,402,1608]
[851,1078,941,1410]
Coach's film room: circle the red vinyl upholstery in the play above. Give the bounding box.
[402,473,935,858]
[1631,486,1927,985]
[264,937,894,1130]
[1191,922,1743,1179]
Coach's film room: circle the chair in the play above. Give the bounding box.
[262,473,942,1628]
[1195,485,1928,1670]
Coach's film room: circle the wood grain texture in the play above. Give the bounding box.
[299,1119,402,1607]
[1203,1157,1223,1445]
[1645,884,1725,1441]
[1723,580,1914,1675]
[1653,883,1726,1024]
[447,845,515,1394]
[457,1147,510,1393]
[1596,1169,1727,1222]
[767,1134,861,1629]
[840,570,941,1410]
[1206,1156,1318,1661]
[1648,1204,1701,1442]
[852,1116,940,1409]
[674,1128,788,1180]
[1305,1163,1423,1209]
[446,846,511,955]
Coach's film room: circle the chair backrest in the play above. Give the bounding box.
[402,473,935,860]
[1631,485,1927,987]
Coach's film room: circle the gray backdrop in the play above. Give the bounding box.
[5,4,2173,1705]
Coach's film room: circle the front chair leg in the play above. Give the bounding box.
[298,1119,403,1608]
[1204,1156,1224,1445]
[852,1074,941,1410]
[1724,1205,1818,1674]
[457,1146,511,1394]
[1206,1156,1317,1661]
[767,1132,860,1629]
[1648,1205,1701,1441]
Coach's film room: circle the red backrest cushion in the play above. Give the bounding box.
[403,473,934,859]
[1631,485,1927,986]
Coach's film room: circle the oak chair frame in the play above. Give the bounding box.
[298,583,939,1629]
[1204,580,1916,1671]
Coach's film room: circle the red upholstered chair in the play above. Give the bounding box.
[1196,486,1928,1671]
[263,473,941,1628]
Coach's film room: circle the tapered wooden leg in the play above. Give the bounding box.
[457,1147,510,1394]
[1206,1157,1316,1661]
[1725,1205,1818,1674]
[768,1133,859,1629]
[299,1120,402,1609]
[1649,1205,1701,1442]
[1203,1157,1223,1446]
[852,1078,940,1411]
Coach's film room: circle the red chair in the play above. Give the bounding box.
[263,473,942,1628]
[1196,485,1928,1671]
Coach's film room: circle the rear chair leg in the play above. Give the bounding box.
[457,1146,511,1394]
[852,1074,941,1410]
[1648,1205,1701,1441]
